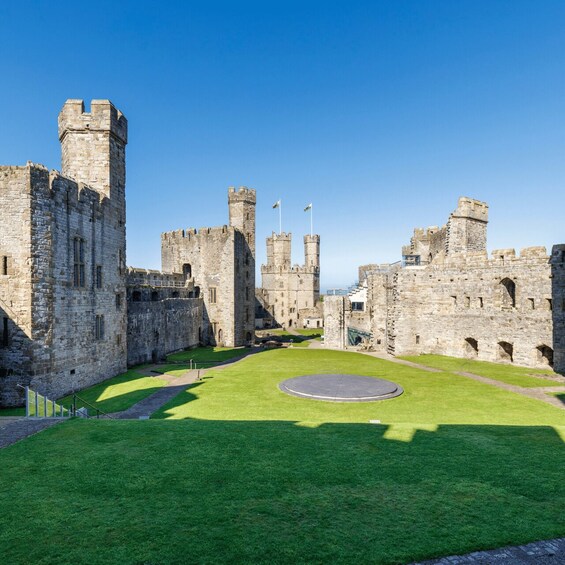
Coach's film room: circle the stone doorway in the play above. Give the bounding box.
[498,341,513,363]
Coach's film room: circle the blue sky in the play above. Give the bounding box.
[1,1,564,290]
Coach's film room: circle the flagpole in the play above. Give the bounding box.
[279,200,282,235]
[310,204,313,236]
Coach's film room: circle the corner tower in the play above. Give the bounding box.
[58,99,128,203]
[446,197,488,255]
[228,186,256,258]
[304,234,320,269]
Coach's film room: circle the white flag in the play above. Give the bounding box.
[273,200,281,209]
[304,203,312,211]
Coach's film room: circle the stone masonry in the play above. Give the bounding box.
[161,187,256,348]
[0,100,255,406]
[259,232,322,329]
[325,197,565,373]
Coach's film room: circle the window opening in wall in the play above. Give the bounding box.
[2,317,8,347]
[194,286,200,298]
[536,345,553,367]
[96,266,102,289]
[172,291,179,298]
[415,334,420,345]
[500,278,516,308]
[465,296,470,308]
[73,237,85,287]
[2,256,7,276]
[451,295,457,307]
[547,298,552,311]
[209,287,217,304]
[118,250,123,275]
[464,337,479,357]
[116,334,121,346]
[528,298,535,310]
[132,290,141,302]
[151,291,159,302]
[498,341,513,362]
[182,263,192,278]
[351,302,364,311]
[246,331,252,342]
[218,329,223,342]
[95,315,105,340]
[478,297,483,308]
[116,293,122,309]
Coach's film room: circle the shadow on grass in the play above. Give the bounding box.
[0,419,564,565]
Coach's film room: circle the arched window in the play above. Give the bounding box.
[500,278,516,308]
[218,329,223,343]
[498,341,513,362]
[182,263,192,278]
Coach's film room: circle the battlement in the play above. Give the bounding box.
[304,234,320,243]
[126,267,190,288]
[161,225,234,241]
[228,185,256,203]
[267,231,292,242]
[58,99,128,144]
[451,196,489,222]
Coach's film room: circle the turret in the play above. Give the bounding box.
[267,232,292,268]
[228,186,256,257]
[446,197,488,254]
[58,99,127,203]
[304,234,320,269]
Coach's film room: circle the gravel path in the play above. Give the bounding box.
[0,417,64,449]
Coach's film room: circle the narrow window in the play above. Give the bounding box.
[95,315,105,340]
[118,250,123,275]
[116,293,122,309]
[96,266,103,289]
[500,278,516,308]
[116,334,122,346]
[478,297,483,308]
[528,298,535,310]
[465,296,470,308]
[73,237,85,287]
[2,317,8,347]
[209,287,217,304]
[415,334,420,345]
[451,295,457,307]
[2,256,7,276]
[547,298,552,311]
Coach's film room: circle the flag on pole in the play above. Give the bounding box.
[273,200,281,209]
[304,203,312,211]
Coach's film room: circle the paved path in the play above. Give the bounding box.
[455,371,565,410]
[414,536,565,564]
[0,417,64,449]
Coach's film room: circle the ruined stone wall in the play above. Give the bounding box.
[389,248,556,369]
[126,268,202,365]
[551,245,565,372]
[323,296,348,349]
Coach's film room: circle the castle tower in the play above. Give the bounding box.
[269,233,292,267]
[446,197,488,254]
[228,186,256,258]
[58,99,128,203]
[304,234,320,269]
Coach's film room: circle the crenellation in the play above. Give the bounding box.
[325,196,564,372]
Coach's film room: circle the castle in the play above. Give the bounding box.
[0,99,256,407]
[256,232,322,330]
[324,197,565,372]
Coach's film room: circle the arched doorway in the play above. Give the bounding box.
[537,345,554,367]
[498,341,513,362]
[500,278,516,308]
[464,337,479,357]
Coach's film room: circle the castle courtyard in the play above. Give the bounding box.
[1,345,564,564]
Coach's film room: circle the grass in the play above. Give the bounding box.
[401,354,559,388]
[166,346,251,365]
[1,349,564,564]
[58,368,165,414]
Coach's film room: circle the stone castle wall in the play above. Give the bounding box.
[161,187,256,347]
[126,269,202,365]
[325,197,564,373]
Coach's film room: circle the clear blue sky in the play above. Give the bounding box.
[1,1,564,290]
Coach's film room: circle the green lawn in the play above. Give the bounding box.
[58,368,165,414]
[1,349,564,564]
[401,354,559,388]
[166,346,251,365]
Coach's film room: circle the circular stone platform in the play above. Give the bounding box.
[279,374,403,402]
